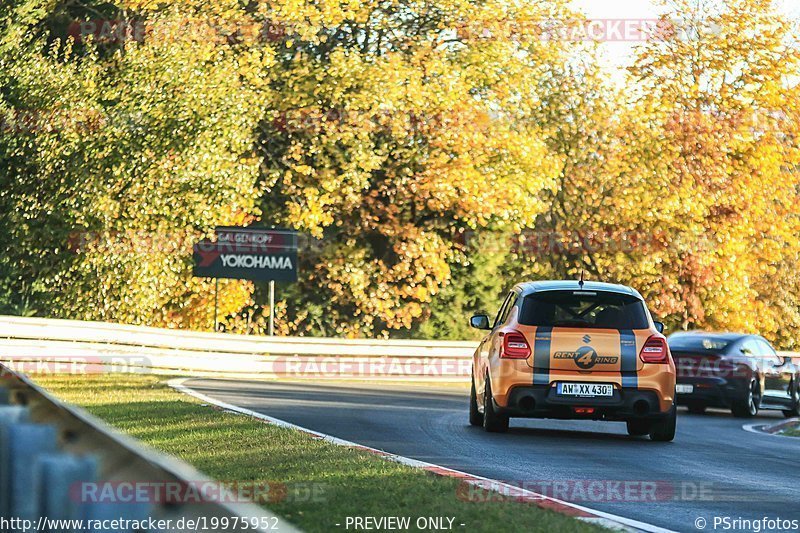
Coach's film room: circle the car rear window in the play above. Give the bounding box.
[667,335,732,352]
[518,290,649,329]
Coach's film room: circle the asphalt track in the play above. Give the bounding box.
[184,379,800,532]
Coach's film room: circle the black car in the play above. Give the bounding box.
[669,332,800,418]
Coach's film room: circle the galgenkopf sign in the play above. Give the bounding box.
[193,227,298,282]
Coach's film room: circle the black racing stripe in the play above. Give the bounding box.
[620,329,638,388]
[533,326,553,386]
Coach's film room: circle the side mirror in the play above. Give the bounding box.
[653,321,665,334]
[470,314,491,330]
[783,356,793,366]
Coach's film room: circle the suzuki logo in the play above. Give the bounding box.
[582,334,591,343]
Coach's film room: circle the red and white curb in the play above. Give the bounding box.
[168,378,673,533]
[743,417,800,437]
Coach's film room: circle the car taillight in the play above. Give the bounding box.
[640,335,669,363]
[502,331,531,359]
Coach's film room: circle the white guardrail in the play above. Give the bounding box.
[0,316,478,382]
[1,316,797,382]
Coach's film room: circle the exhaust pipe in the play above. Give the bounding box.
[518,396,536,412]
[633,400,650,416]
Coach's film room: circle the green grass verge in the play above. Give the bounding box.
[781,426,800,437]
[33,374,605,533]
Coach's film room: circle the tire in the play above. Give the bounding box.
[469,379,484,426]
[649,403,677,442]
[782,380,799,419]
[482,378,509,433]
[686,403,706,415]
[626,419,651,436]
[731,379,760,418]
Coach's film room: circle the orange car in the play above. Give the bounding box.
[469,280,676,441]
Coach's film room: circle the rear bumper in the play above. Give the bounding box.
[487,360,676,414]
[497,385,670,421]
[675,377,750,408]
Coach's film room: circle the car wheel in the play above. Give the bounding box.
[732,379,760,418]
[782,380,799,419]
[469,379,484,426]
[686,402,706,415]
[626,419,651,436]
[482,378,509,433]
[649,403,677,442]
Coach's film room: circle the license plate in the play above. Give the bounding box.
[557,383,613,397]
[676,384,694,394]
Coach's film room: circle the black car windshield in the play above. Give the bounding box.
[668,335,732,352]
[518,290,649,329]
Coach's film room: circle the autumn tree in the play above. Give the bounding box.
[257,0,571,336]
[0,0,272,327]
[630,0,800,343]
